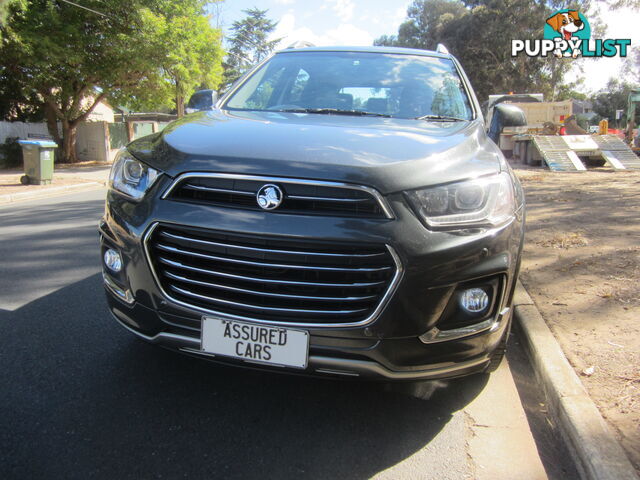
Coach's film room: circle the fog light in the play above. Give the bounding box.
[104,248,122,273]
[460,288,489,313]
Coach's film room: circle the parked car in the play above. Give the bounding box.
[101,46,525,381]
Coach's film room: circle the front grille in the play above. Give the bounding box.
[164,174,390,219]
[146,224,399,326]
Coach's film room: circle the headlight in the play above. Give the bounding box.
[405,172,515,228]
[109,149,160,200]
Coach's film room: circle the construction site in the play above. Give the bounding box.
[487,89,640,172]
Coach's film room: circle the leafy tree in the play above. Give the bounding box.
[622,47,639,82]
[592,78,640,128]
[223,8,280,89]
[0,68,44,122]
[0,0,24,32]
[122,5,224,117]
[375,0,597,103]
[555,78,589,101]
[0,0,223,163]
[607,0,640,8]
[555,88,588,101]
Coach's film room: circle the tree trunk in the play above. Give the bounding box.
[44,103,62,164]
[44,103,61,145]
[42,90,107,164]
[177,95,185,118]
[549,57,561,102]
[61,121,79,163]
[176,78,185,118]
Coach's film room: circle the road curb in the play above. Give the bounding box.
[513,281,638,480]
[0,181,103,204]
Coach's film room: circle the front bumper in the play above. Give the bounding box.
[108,294,511,380]
[100,175,523,381]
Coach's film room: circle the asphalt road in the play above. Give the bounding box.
[0,189,551,480]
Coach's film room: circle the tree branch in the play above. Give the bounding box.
[40,89,65,120]
[69,84,89,118]
[74,91,107,123]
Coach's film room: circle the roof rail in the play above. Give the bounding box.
[436,44,449,54]
[287,40,315,49]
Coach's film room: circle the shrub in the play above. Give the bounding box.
[0,137,23,169]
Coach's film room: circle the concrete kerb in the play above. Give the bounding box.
[0,182,103,204]
[513,281,638,480]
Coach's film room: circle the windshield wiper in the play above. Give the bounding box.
[279,108,391,118]
[415,114,467,122]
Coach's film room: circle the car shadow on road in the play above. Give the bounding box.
[0,273,489,480]
[0,195,104,310]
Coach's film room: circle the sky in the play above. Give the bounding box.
[214,1,638,95]
[563,3,638,93]
[215,0,411,51]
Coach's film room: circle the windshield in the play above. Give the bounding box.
[223,51,474,120]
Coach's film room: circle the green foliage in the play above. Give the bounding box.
[0,136,22,168]
[591,78,640,127]
[0,0,24,34]
[223,8,280,88]
[375,0,597,103]
[555,79,589,101]
[622,47,639,83]
[607,0,640,8]
[117,2,224,115]
[556,89,588,101]
[0,0,224,161]
[575,113,598,129]
[0,69,44,121]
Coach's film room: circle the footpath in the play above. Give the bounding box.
[0,162,110,204]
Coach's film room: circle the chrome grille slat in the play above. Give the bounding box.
[160,231,386,258]
[156,243,392,272]
[158,257,387,288]
[164,271,378,301]
[286,195,371,203]
[146,224,401,326]
[170,285,369,315]
[163,173,393,219]
[182,184,254,196]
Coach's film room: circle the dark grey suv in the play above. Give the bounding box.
[100,46,525,380]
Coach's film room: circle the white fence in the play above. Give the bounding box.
[76,121,113,163]
[0,120,117,162]
[1,119,167,163]
[0,121,61,144]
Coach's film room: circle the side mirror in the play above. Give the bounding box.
[487,104,527,144]
[186,89,218,113]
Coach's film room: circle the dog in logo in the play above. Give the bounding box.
[546,10,584,58]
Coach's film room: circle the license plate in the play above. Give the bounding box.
[201,317,309,369]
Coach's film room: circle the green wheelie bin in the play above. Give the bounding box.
[17,139,58,185]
